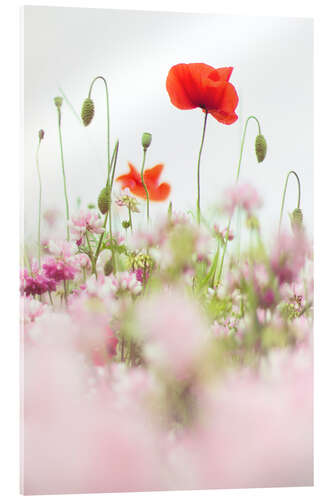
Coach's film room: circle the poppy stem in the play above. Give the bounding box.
[35,136,43,267]
[55,103,70,241]
[279,170,301,231]
[141,148,150,222]
[197,110,208,224]
[216,115,262,284]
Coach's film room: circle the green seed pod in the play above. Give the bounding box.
[81,98,95,126]
[98,186,111,214]
[54,96,63,109]
[291,208,303,228]
[255,134,267,163]
[38,129,45,141]
[104,259,113,276]
[122,220,131,229]
[142,132,152,150]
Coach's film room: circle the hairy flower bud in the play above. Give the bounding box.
[98,186,111,214]
[81,98,95,126]
[142,132,152,150]
[38,129,45,141]
[104,259,113,276]
[255,134,267,163]
[54,96,63,109]
[122,220,131,229]
[290,208,303,230]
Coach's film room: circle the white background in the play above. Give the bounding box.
[23,6,312,241]
[1,1,333,500]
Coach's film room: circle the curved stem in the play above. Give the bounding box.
[216,115,261,284]
[141,148,149,222]
[279,170,301,230]
[35,139,42,266]
[235,115,261,182]
[88,76,110,179]
[197,111,208,224]
[57,108,70,241]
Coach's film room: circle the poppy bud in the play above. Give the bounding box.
[142,132,152,150]
[81,98,95,126]
[38,129,45,141]
[255,134,267,163]
[122,220,131,229]
[54,96,63,109]
[104,259,113,276]
[290,208,303,228]
[98,186,111,214]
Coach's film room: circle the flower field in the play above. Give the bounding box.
[21,64,313,494]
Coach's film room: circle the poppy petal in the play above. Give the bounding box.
[209,109,238,125]
[143,164,164,186]
[218,81,239,115]
[149,183,171,202]
[166,63,215,110]
[166,64,198,109]
[127,163,141,182]
[216,67,233,82]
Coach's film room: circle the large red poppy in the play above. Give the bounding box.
[116,163,171,202]
[166,63,239,124]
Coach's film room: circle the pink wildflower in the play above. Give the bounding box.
[271,231,309,285]
[69,210,104,242]
[21,259,56,296]
[213,224,234,241]
[43,240,78,282]
[74,253,91,270]
[22,296,50,341]
[136,289,207,379]
[222,183,262,216]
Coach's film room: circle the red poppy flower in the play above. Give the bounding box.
[116,163,171,202]
[166,63,239,124]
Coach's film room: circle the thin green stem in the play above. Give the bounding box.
[279,170,301,230]
[235,115,261,182]
[56,108,70,241]
[108,140,119,272]
[108,139,119,192]
[88,76,110,178]
[86,232,97,276]
[63,280,68,305]
[128,206,133,232]
[35,139,42,266]
[216,115,262,284]
[197,110,208,224]
[94,141,119,261]
[141,148,149,222]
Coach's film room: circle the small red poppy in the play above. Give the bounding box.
[116,163,171,202]
[166,63,239,124]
